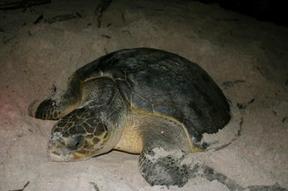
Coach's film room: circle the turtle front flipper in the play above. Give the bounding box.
[34,74,82,120]
[139,147,189,187]
[132,110,199,187]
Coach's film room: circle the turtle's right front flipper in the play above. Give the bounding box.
[133,111,200,187]
[34,74,82,120]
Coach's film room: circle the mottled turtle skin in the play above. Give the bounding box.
[34,48,230,187]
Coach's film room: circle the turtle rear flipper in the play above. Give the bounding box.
[34,74,82,120]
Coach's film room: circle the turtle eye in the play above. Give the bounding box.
[67,135,84,150]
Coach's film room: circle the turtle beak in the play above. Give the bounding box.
[72,152,88,160]
[48,141,73,162]
[48,139,89,161]
[47,136,75,162]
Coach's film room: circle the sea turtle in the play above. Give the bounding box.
[33,48,230,187]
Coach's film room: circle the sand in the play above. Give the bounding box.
[0,0,288,190]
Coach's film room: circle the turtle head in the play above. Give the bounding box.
[48,120,118,162]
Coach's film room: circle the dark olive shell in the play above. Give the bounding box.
[76,48,230,140]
